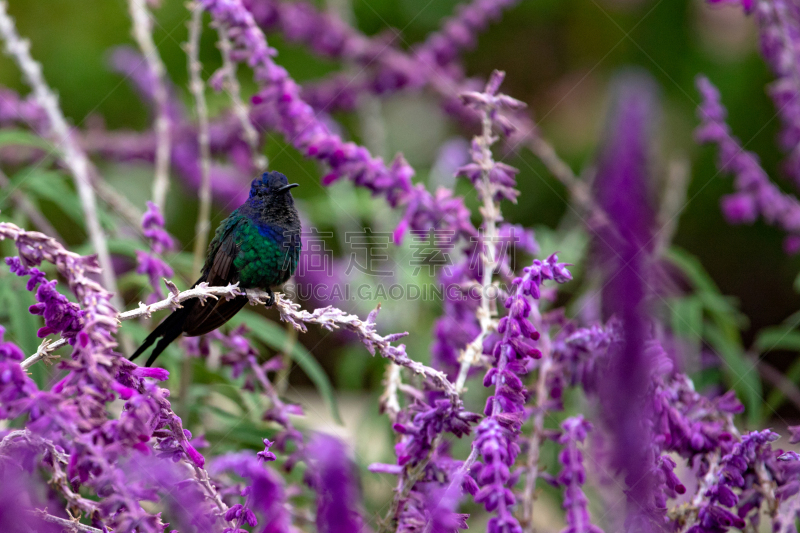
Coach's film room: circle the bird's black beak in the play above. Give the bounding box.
[276,183,299,194]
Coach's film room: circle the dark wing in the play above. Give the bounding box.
[182,296,248,336]
[183,227,245,336]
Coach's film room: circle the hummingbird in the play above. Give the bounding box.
[130,171,301,367]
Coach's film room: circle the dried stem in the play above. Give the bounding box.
[215,24,266,170]
[28,510,103,533]
[186,2,213,276]
[21,337,65,370]
[22,283,459,402]
[655,157,690,255]
[675,453,721,532]
[522,305,551,532]
[454,108,502,393]
[93,177,144,231]
[269,295,460,403]
[377,435,443,533]
[379,362,402,423]
[0,1,120,306]
[127,0,172,209]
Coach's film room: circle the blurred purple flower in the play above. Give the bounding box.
[593,72,660,530]
[308,434,365,533]
[137,201,174,300]
[212,452,293,533]
[248,0,521,114]
[557,416,603,533]
[696,76,800,252]
[751,0,800,183]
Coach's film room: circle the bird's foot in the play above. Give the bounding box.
[265,287,275,307]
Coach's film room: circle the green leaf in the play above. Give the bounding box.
[15,170,85,227]
[704,323,762,424]
[0,129,54,151]
[664,247,718,293]
[754,326,800,353]
[16,169,116,231]
[233,312,343,424]
[0,279,39,356]
[666,246,748,331]
[669,296,703,351]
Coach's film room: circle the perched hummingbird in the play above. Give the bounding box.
[130,171,301,367]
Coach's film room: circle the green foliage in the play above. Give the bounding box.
[0,128,55,152]
[665,247,761,424]
[232,311,343,424]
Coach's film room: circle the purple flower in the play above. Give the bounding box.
[720,193,758,223]
[415,0,522,68]
[473,254,571,532]
[308,434,364,533]
[394,398,480,467]
[0,223,225,531]
[6,257,84,343]
[695,76,800,252]
[0,327,39,420]
[431,260,481,375]
[750,0,800,183]
[687,430,780,533]
[557,416,603,533]
[211,452,292,533]
[257,438,277,462]
[593,73,659,528]
[108,47,184,123]
[393,442,472,533]
[0,454,61,533]
[498,223,539,257]
[0,87,50,133]
[137,201,175,299]
[108,48,252,206]
[252,0,521,117]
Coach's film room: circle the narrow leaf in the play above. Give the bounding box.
[233,312,343,424]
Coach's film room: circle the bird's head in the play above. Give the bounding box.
[248,171,299,211]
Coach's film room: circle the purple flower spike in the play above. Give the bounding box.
[751,0,800,184]
[472,255,571,532]
[212,452,291,532]
[594,73,659,529]
[137,201,175,299]
[557,416,604,533]
[696,75,800,252]
[688,430,780,533]
[308,434,364,533]
[7,257,84,344]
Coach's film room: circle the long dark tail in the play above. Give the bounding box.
[129,301,195,367]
